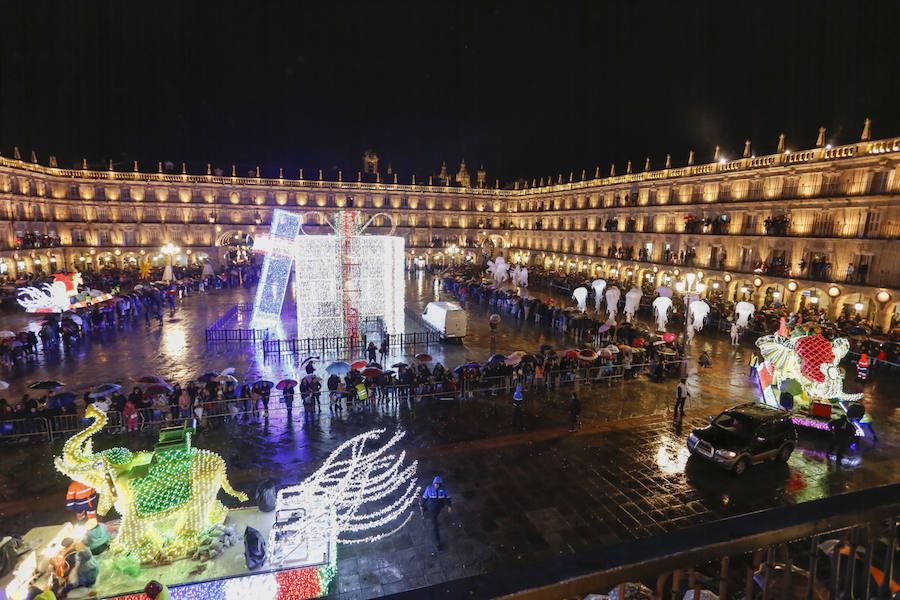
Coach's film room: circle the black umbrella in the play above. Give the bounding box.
[28,380,65,390]
[391,362,408,368]
[367,362,383,369]
[198,372,219,383]
[487,353,506,363]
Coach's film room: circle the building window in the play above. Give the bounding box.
[95,207,109,222]
[99,231,113,245]
[71,230,86,244]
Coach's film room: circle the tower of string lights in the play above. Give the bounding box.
[250,209,405,346]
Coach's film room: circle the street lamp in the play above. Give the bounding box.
[161,242,180,282]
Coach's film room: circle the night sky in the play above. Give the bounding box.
[2,1,899,185]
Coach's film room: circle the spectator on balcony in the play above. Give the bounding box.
[846,263,855,282]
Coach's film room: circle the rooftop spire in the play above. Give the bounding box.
[861,118,871,141]
[743,140,751,158]
[644,157,650,172]
[626,160,632,174]
[665,154,671,169]
[713,145,720,162]
[777,133,785,153]
[816,126,826,148]
[688,150,694,166]
[609,163,615,177]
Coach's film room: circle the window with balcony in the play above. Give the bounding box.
[99,231,113,245]
[95,207,109,222]
[123,231,137,246]
[811,213,835,237]
[71,230,86,244]
[69,206,82,221]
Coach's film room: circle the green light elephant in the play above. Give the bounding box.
[54,405,248,562]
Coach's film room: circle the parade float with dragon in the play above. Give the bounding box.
[35,406,419,600]
[755,326,869,436]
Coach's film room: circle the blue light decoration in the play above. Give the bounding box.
[250,209,303,330]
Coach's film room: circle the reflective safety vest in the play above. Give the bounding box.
[355,383,368,400]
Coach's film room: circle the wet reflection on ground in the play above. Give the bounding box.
[0,273,896,599]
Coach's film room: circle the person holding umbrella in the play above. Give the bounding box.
[281,381,295,416]
[512,384,524,429]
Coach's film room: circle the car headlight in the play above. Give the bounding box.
[688,433,698,445]
[715,449,737,459]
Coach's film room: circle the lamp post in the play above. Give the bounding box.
[161,242,179,282]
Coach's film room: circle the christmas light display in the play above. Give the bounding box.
[604,287,620,324]
[511,265,529,287]
[54,406,248,563]
[624,287,642,323]
[572,287,588,312]
[755,334,863,403]
[251,209,405,341]
[16,272,114,313]
[652,296,672,331]
[591,279,606,311]
[734,301,755,329]
[485,256,510,284]
[268,428,419,569]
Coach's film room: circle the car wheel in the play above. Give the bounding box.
[775,443,794,463]
[732,457,750,476]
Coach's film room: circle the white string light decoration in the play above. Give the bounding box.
[268,429,419,567]
[604,287,620,325]
[652,296,673,331]
[624,287,642,323]
[591,279,606,311]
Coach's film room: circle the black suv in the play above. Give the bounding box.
[687,403,797,475]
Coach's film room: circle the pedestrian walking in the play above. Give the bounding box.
[379,339,389,363]
[282,382,295,416]
[827,414,855,463]
[674,377,689,418]
[568,392,580,432]
[366,342,377,363]
[512,384,524,429]
[419,476,452,554]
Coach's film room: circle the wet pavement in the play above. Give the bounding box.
[0,274,898,599]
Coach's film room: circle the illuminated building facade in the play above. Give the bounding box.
[1,126,899,330]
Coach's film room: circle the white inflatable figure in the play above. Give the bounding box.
[511,265,521,287]
[685,299,711,344]
[734,301,755,329]
[730,322,741,345]
[656,285,673,298]
[624,288,642,323]
[652,296,673,331]
[485,256,510,285]
[572,287,588,312]
[518,266,528,287]
[591,279,607,311]
[604,287,620,325]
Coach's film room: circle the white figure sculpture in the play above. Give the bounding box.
[730,322,741,345]
[572,287,589,312]
[652,296,673,331]
[518,266,528,287]
[735,301,755,329]
[624,288,642,323]
[604,287,620,325]
[511,265,521,287]
[591,279,607,311]
[686,299,711,344]
[485,256,510,285]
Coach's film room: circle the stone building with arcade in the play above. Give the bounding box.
[1,122,899,330]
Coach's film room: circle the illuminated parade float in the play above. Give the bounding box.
[250,209,405,347]
[0,408,418,600]
[755,328,869,435]
[16,272,114,313]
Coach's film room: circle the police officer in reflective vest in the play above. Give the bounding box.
[419,476,452,554]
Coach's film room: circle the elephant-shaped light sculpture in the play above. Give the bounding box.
[54,405,248,562]
[735,301,756,329]
[652,296,673,331]
[486,256,510,285]
[624,288,642,323]
[572,287,588,312]
[591,279,607,312]
[687,299,711,343]
[604,287,621,325]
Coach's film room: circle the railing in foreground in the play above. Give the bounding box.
[261,330,442,359]
[378,483,900,600]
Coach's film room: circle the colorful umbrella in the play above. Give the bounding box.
[415,353,433,362]
[326,361,352,375]
[662,333,677,342]
[563,349,580,359]
[350,360,369,370]
[214,374,239,384]
[487,354,506,363]
[597,324,611,333]
[605,345,620,354]
[254,380,274,389]
[360,367,383,378]
[276,379,298,389]
[578,349,598,361]
[504,355,522,366]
